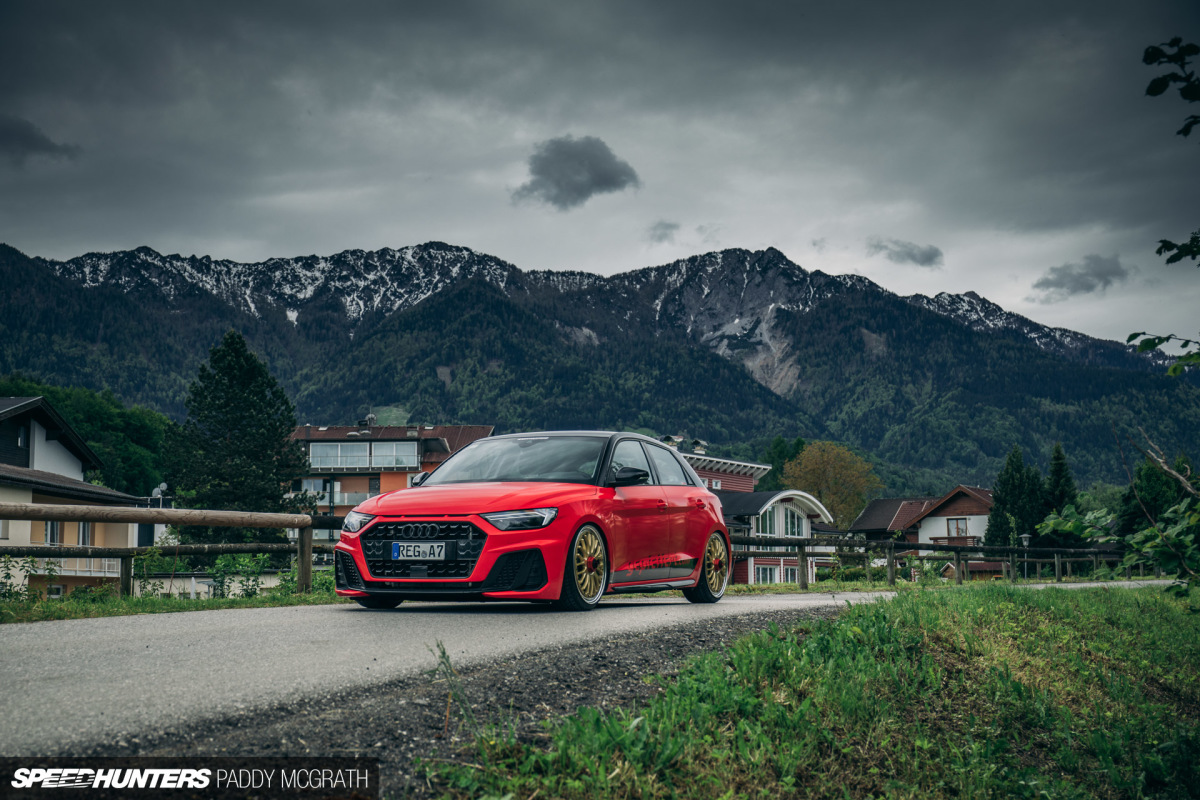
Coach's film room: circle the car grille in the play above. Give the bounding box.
[359,520,486,580]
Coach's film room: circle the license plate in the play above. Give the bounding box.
[392,541,446,560]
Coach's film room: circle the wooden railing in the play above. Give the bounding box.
[0,503,344,596]
[729,535,1154,588]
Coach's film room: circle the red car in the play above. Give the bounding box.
[334,431,730,611]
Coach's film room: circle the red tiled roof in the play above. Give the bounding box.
[291,424,493,443]
[888,499,937,531]
[906,485,995,527]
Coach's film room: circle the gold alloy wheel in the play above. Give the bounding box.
[573,526,607,603]
[704,534,729,595]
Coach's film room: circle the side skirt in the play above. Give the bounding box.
[608,579,696,594]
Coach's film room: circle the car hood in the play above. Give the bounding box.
[355,482,598,517]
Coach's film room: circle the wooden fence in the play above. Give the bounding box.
[0,503,343,596]
[729,535,1156,588]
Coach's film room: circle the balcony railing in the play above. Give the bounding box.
[34,557,121,576]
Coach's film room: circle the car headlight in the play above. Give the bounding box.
[342,511,376,533]
[481,508,558,531]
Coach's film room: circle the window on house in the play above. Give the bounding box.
[0,519,8,540]
[784,567,799,583]
[310,442,370,468]
[78,521,92,547]
[47,584,65,599]
[711,479,722,490]
[371,441,420,468]
[17,426,27,449]
[947,518,969,536]
[45,521,62,546]
[783,505,805,537]
[757,509,776,537]
[755,566,778,584]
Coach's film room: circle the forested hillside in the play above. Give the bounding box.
[3,241,1196,492]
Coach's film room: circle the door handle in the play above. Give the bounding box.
[694,499,706,509]
[657,500,668,511]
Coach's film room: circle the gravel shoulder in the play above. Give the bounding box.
[74,606,842,798]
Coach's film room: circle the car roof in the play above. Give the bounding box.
[487,430,660,443]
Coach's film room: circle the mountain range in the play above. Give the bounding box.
[2,241,1196,493]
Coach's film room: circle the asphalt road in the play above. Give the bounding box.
[0,581,1169,757]
[1,592,890,756]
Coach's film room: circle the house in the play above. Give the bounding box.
[290,422,494,543]
[715,490,836,585]
[849,485,994,550]
[0,397,140,596]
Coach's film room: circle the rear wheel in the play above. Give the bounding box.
[354,596,403,609]
[683,532,729,604]
[554,524,608,611]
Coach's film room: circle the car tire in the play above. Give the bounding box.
[683,532,729,604]
[354,596,404,609]
[554,524,608,611]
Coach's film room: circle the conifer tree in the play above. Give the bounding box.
[1045,442,1079,514]
[166,331,309,545]
[987,446,1046,546]
[758,435,806,491]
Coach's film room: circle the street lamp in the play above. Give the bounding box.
[1019,533,1032,580]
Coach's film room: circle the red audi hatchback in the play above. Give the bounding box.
[334,431,730,611]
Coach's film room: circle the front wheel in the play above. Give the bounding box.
[554,524,608,611]
[683,532,729,604]
[354,596,403,609]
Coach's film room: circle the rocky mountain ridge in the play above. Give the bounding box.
[39,242,1161,393]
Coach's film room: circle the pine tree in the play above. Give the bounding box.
[987,446,1047,546]
[1045,442,1079,513]
[758,435,806,491]
[166,331,309,545]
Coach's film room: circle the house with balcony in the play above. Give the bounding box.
[290,422,493,545]
[0,397,140,596]
[849,485,993,548]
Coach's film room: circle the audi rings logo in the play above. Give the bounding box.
[399,523,439,539]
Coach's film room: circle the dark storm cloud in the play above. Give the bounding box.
[0,115,80,166]
[1029,254,1131,303]
[512,135,640,211]
[866,237,944,267]
[646,220,680,243]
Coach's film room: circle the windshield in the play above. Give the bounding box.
[423,436,607,485]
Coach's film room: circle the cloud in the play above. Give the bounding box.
[866,236,944,267]
[646,220,680,244]
[512,135,640,210]
[811,238,827,253]
[1029,254,1131,303]
[0,114,80,166]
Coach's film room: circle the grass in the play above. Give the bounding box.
[0,589,351,624]
[429,585,1200,799]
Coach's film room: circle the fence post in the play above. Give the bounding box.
[298,527,313,593]
[1054,553,1062,583]
[1139,564,1144,578]
[1066,560,1072,579]
[797,545,808,590]
[1092,554,1099,574]
[886,543,896,587]
[1155,565,1162,579]
[1009,553,1017,584]
[953,551,963,585]
[119,556,133,598]
[1124,565,1131,581]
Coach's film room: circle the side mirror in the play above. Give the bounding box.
[410,471,429,487]
[611,466,650,487]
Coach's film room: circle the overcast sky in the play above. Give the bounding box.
[2,0,1197,345]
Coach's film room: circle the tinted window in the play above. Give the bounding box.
[646,445,689,486]
[425,436,606,485]
[610,440,652,476]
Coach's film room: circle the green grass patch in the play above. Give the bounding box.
[0,590,350,624]
[431,585,1200,799]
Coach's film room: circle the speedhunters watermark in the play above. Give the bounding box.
[2,758,378,799]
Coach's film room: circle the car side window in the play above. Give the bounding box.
[645,445,690,486]
[610,440,652,477]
